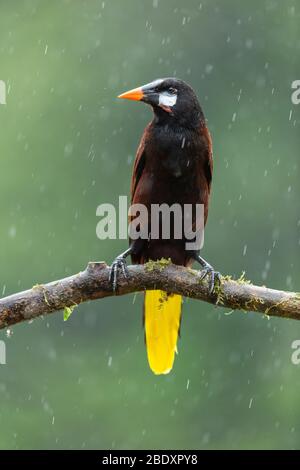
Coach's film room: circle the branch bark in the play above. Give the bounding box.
[0,261,299,330]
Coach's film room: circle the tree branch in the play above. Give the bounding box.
[0,261,299,330]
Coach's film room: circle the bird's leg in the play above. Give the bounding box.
[191,252,221,294]
[109,247,132,293]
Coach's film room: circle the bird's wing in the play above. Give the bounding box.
[194,123,214,229]
[202,124,213,189]
[130,124,149,202]
[128,125,150,263]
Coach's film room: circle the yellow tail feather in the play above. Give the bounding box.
[144,290,182,375]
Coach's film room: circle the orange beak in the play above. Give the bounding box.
[118,86,144,101]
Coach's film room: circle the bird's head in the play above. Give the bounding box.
[118,78,203,128]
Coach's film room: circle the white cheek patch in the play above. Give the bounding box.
[158,92,177,108]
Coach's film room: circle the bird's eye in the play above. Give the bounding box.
[168,87,177,95]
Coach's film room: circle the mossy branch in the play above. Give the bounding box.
[0,261,300,330]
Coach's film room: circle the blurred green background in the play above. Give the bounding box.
[0,0,299,450]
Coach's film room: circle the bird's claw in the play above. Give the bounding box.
[199,265,221,295]
[109,257,129,292]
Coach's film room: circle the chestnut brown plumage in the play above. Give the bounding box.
[110,77,220,374]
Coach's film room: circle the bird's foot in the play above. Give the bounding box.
[198,263,221,295]
[109,256,129,293]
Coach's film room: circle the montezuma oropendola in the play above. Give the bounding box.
[110,78,220,374]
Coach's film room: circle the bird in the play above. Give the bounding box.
[110,77,220,375]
